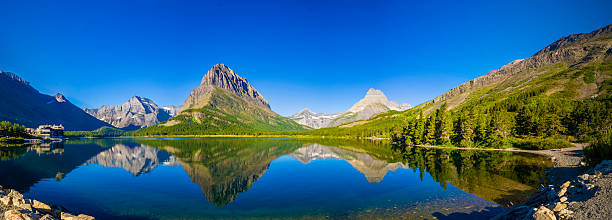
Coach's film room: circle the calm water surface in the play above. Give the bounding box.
[0,138,552,219]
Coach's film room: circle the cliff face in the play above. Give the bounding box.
[84,96,171,130]
[181,64,270,111]
[0,71,111,131]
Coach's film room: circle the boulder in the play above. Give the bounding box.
[33,200,52,214]
[1,196,11,206]
[533,206,556,220]
[553,202,567,212]
[557,188,567,197]
[3,210,25,220]
[7,190,23,199]
[560,181,570,189]
[61,212,95,220]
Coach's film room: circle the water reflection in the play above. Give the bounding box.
[86,143,176,176]
[291,144,409,183]
[0,138,552,219]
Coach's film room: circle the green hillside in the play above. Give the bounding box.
[303,24,612,152]
[133,88,307,136]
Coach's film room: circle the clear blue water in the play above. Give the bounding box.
[0,138,551,219]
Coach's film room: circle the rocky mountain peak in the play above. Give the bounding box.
[297,108,313,115]
[348,88,409,113]
[84,96,171,129]
[54,93,68,103]
[365,88,385,96]
[182,64,271,111]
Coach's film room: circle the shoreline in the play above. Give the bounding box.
[0,186,94,220]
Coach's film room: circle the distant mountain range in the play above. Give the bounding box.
[290,88,411,128]
[0,71,111,130]
[136,64,307,135]
[84,96,173,130]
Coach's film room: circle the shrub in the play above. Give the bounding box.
[583,132,612,166]
[514,137,574,150]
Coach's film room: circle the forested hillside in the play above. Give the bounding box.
[305,24,612,157]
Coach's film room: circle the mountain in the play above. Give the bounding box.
[84,96,171,130]
[161,105,182,117]
[289,109,341,129]
[136,64,306,135]
[309,24,612,137]
[292,88,410,128]
[0,71,111,131]
[419,24,612,114]
[329,88,411,126]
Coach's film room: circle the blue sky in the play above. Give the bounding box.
[0,0,610,116]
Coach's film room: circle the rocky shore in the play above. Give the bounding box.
[0,186,94,220]
[494,160,612,220]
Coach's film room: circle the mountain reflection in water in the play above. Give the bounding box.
[0,138,552,219]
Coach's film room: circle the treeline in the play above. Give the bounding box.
[391,95,611,152]
[0,121,29,138]
[64,126,126,137]
[0,121,32,144]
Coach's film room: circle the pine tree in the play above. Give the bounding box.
[424,115,436,144]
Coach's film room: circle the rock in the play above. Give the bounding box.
[2,210,43,220]
[557,188,567,197]
[61,212,95,220]
[40,214,56,220]
[560,196,567,202]
[533,206,557,220]
[1,196,11,206]
[17,203,33,212]
[76,214,95,220]
[561,181,571,189]
[585,184,595,190]
[33,200,52,214]
[557,209,574,219]
[3,210,25,220]
[7,190,23,199]
[578,174,590,181]
[594,170,603,178]
[553,202,567,212]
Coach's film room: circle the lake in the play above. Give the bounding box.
[0,138,552,219]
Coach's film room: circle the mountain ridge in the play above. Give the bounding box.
[0,71,112,131]
[84,96,172,130]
